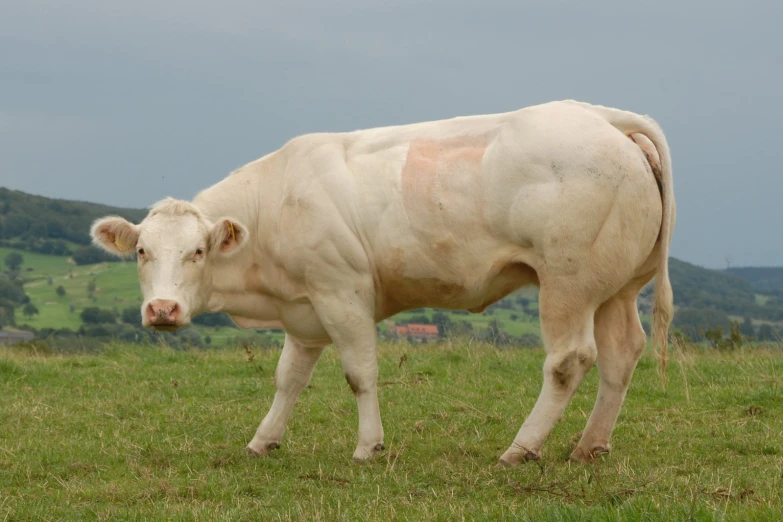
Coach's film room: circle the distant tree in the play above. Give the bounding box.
[22,302,39,319]
[81,325,112,338]
[728,321,746,348]
[175,328,202,347]
[69,303,76,313]
[121,307,141,325]
[757,324,777,342]
[449,320,474,337]
[33,239,71,256]
[192,312,237,328]
[432,311,452,335]
[0,279,28,305]
[28,222,47,238]
[486,320,510,345]
[0,300,15,327]
[3,215,30,237]
[80,307,116,325]
[672,308,732,342]
[739,317,755,338]
[510,313,519,321]
[4,252,23,272]
[56,285,66,297]
[701,321,746,350]
[702,327,726,349]
[87,279,97,296]
[47,276,53,286]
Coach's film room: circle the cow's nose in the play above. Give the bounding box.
[146,299,181,325]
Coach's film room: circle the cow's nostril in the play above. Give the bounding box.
[147,300,181,325]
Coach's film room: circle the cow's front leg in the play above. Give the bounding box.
[246,334,324,457]
[312,293,384,461]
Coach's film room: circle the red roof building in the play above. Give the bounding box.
[391,323,439,341]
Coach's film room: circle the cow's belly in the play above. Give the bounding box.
[375,246,539,318]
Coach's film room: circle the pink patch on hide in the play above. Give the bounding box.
[400,136,487,227]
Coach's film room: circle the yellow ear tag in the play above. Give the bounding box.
[115,237,126,252]
[227,221,235,242]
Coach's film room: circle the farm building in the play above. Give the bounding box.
[390,323,439,342]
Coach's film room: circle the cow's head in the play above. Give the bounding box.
[90,198,248,330]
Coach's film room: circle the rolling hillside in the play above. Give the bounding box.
[2,188,783,344]
[0,187,147,262]
[0,187,147,243]
[725,267,783,293]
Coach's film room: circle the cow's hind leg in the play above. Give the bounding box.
[499,285,599,465]
[246,334,325,456]
[569,277,651,463]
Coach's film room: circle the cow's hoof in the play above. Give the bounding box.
[497,448,541,467]
[568,444,610,464]
[352,442,385,462]
[245,441,280,457]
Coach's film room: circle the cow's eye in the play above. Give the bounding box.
[194,248,204,257]
[137,248,146,256]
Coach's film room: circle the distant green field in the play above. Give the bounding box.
[2,247,141,330]
[1,341,781,520]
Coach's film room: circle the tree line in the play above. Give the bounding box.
[0,187,146,263]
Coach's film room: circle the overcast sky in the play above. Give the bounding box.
[1,1,781,268]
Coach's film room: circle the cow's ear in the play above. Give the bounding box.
[90,216,140,257]
[209,217,248,256]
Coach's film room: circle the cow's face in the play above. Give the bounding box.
[90,199,248,330]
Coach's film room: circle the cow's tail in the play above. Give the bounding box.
[566,100,675,388]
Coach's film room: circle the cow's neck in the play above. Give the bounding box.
[194,152,281,321]
[193,165,264,241]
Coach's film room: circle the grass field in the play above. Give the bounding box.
[1,341,781,520]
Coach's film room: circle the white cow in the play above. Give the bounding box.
[91,100,674,465]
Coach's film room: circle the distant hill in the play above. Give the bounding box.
[0,187,147,246]
[659,258,783,341]
[668,258,759,314]
[725,267,783,293]
[0,187,147,260]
